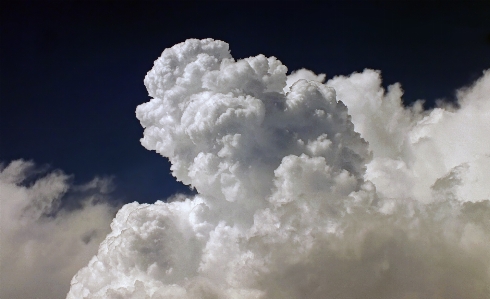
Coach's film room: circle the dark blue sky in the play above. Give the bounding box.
[1,1,489,204]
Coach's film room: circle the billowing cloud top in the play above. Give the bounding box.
[136,39,369,213]
[67,39,490,299]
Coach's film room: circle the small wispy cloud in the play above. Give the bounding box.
[0,160,119,299]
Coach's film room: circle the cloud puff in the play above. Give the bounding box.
[68,39,490,299]
[327,69,490,203]
[0,160,118,299]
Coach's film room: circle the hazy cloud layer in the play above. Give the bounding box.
[0,160,118,299]
[67,39,490,299]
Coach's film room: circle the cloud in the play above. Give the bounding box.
[0,160,119,299]
[284,68,326,93]
[327,68,490,202]
[67,39,490,299]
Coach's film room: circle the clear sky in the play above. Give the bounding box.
[1,1,489,205]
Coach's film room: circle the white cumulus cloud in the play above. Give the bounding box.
[67,39,490,299]
[0,160,118,299]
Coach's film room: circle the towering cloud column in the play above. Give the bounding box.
[67,39,490,299]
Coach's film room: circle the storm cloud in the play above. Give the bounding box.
[66,39,490,299]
